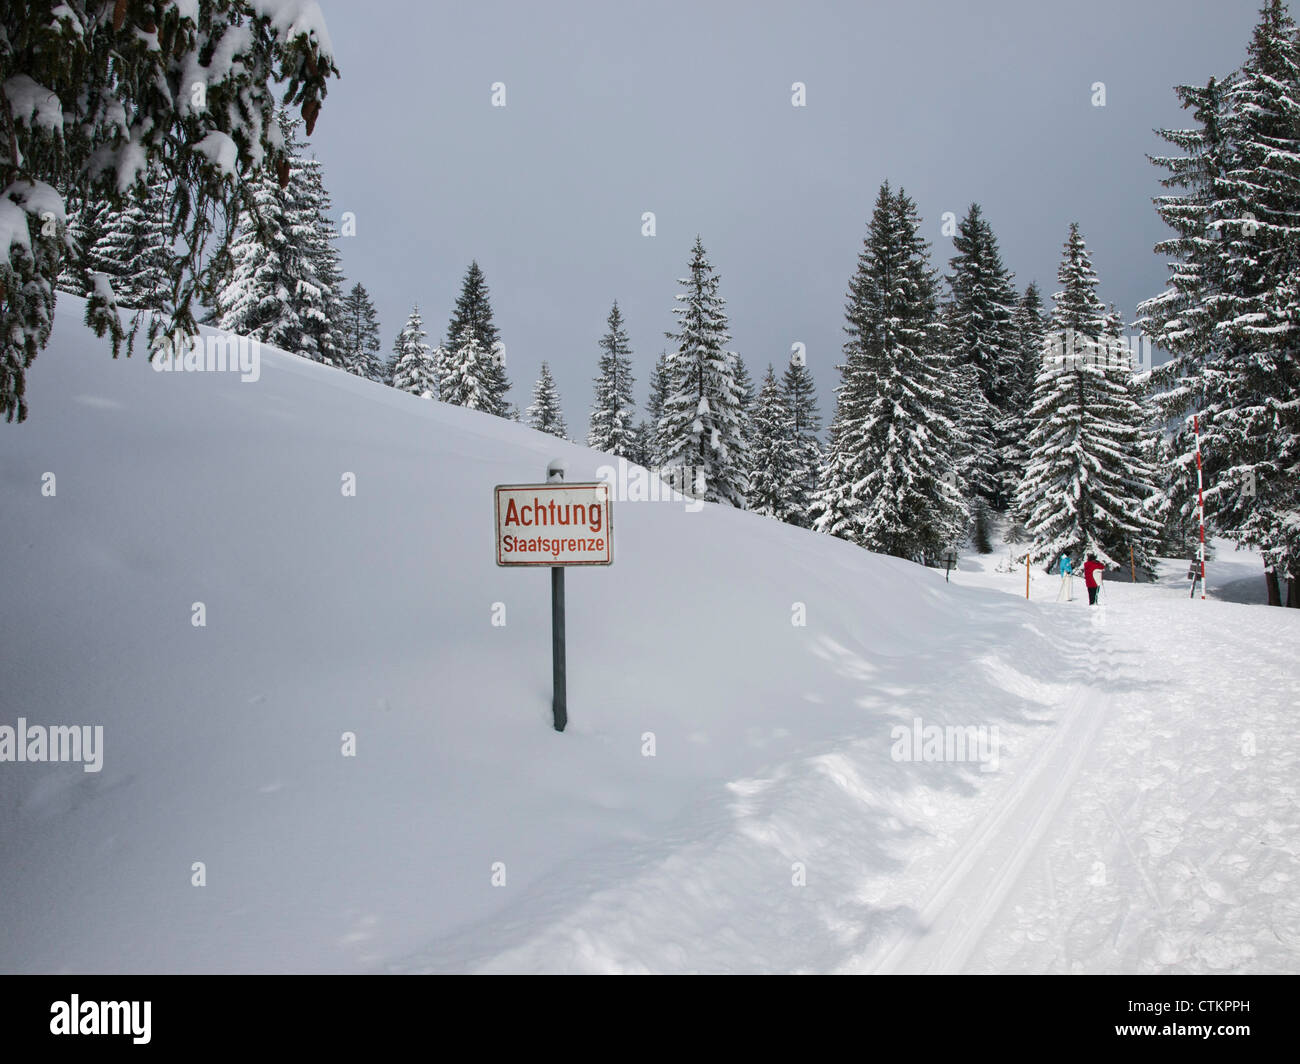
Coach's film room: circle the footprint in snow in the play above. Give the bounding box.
[1198,878,1232,903]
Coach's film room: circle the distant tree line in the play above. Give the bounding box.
[13,0,1299,605]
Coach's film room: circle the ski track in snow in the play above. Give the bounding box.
[860,680,1111,974]
[393,606,1111,975]
[396,575,1299,974]
[964,584,1300,974]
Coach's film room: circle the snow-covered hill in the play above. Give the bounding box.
[1,302,1296,973]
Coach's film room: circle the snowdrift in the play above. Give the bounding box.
[2,301,1109,972]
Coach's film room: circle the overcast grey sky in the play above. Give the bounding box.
[309,0,1262,432]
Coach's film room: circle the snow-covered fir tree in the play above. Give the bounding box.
[812,183,966,562]
[1143,419,1196,559]
[1137,71,1245,578]
[338,283,384,382]
[528,362,569,439]
[1139,0,1300,604]
[1013,284,1048,413]
[781,352,822,527]
[443,262,510,417]
[290,150,345,366]
[587,301,638,457]
[641,351,672,467]
[943,203,1023,510]
[426,339,447,391]
[213,115,342,365]
[658,238,749,506]
[1016,223,1161,571]
[1003,282,1049,533]
[438,325,496,411]
[84,165,172,313]
[947,354,999,511]
[747,365,803,523]
[390,306,437,399]
[733,352,757,458]
[1104,303,1125,344]
[630,422,653,467]
[55,201,95,298]
[212,154,295,346]
[971,497,995,553]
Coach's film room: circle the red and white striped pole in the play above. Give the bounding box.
[1194,414,1207,600]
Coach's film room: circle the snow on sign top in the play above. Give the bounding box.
[495,483,613,566]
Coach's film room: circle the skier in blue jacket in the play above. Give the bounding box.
[1056,553,1074,601]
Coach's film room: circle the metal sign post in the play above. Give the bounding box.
[494,462,613,732]
[548,463,567,732]
[551,563,565,729]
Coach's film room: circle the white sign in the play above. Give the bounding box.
[495,482,613,566]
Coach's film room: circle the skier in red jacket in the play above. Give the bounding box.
[1083,553,1105,605]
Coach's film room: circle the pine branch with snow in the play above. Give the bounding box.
[1,0,338,422]
[83,165,172,314]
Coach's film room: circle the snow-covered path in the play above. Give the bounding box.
[963,581,1300,974]
[863,681,1112,973]
[395,568,1297,974]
